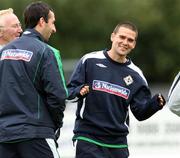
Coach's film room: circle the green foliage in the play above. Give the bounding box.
[0,0,179,82]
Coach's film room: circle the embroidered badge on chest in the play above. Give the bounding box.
[123,75,133,86]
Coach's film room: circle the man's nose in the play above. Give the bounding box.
[18,27,23,33]
[52,26,56,33]
[122,39,128,45]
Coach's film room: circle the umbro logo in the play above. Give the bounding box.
[96,63,107,68]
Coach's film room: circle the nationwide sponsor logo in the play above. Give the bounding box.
[92,80,130,99]
[0,49,33,62]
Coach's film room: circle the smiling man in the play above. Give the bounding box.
[67,21,166,158]
[0,8,22,49]
[0,2,67,158]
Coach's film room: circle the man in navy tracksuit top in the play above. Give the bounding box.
[0,2,67,158]
[67,22,166,158]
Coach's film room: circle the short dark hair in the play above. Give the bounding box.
[113,21,138,39]
[23,1,53,29]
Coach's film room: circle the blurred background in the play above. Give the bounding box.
[1,0,179,82]
[1,0,180,157]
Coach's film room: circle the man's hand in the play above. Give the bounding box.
[158,94,166,107]
[80,85,90,96]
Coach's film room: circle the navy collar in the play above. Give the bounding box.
[103,49,131,66]
[22,29,46,42]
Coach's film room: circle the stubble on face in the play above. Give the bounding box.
[112,27,136,55]
[108,27,137,63]
[43,11,56,42]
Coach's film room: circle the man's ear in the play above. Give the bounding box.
[132,40,136,49]
[110,32,115,42]
[38,17,45,27]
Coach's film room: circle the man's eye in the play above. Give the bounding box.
[128,39,134,43]
[119,35,125,39]
[11,23,22,28]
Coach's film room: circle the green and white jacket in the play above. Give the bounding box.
[168,72,180,116]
